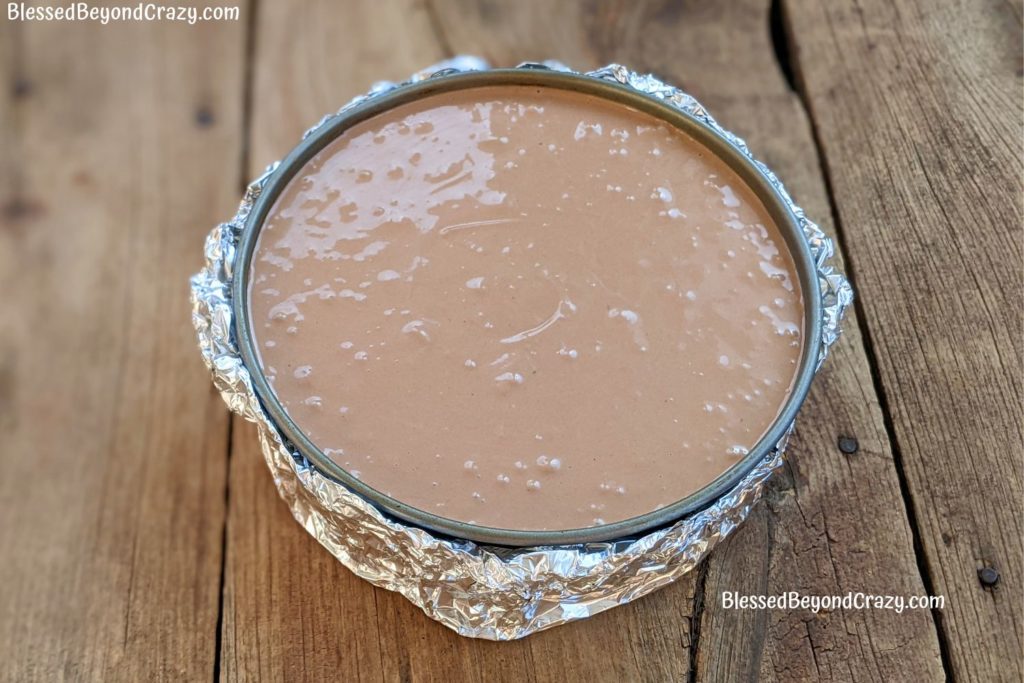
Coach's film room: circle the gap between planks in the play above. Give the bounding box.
[775,0,955,677]
[212,1,261,681]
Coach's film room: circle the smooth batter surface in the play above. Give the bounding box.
[249,85,804,531]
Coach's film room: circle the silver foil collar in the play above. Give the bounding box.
[190,58,852,640]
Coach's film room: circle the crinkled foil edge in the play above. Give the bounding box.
[189,57,853,640]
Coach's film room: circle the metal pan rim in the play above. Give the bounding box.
[232,68,824,547]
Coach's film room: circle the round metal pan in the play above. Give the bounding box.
[232,68,823,546]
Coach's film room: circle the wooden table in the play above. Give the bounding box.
[1,1,1020,680]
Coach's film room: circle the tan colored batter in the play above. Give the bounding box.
[248,85,804,531]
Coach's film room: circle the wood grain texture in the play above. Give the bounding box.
[432,0,945,680]
[0,11,246,682]
[1,0,1017,680]
[784,0,1023,680]
[220,1,698,681]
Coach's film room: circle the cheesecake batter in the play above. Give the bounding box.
[248,85,804,531]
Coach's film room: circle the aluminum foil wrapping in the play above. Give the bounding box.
[190,57,853,640]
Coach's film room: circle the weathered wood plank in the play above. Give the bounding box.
[221,0,1014,679]
[222,1,697,681]
[221,1,455,681]
[433,0,945,680]
[0,12,246,682]
[783,0,1023,679]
